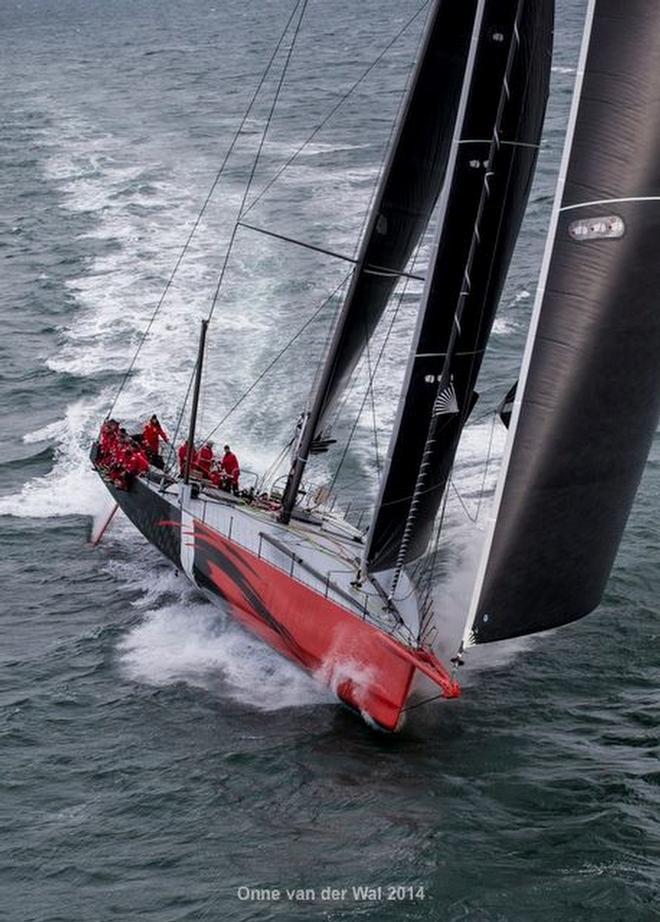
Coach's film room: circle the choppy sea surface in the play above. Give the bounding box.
[2,1,659,919]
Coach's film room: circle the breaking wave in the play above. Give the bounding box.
[114,559,333,711]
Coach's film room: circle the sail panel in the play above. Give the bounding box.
[366,0,554,572]
[466,0,660,646]
[312,1,480,436]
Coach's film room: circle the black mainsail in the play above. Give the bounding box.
[280,0,481,522]
[464,0,660,646]
[365,0,554,574]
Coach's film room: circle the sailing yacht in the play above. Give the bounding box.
[92,0,660,731]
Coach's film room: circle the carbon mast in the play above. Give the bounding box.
[183,319,209,485]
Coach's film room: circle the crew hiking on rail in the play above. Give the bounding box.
[95,415,240,495]
[96,418,152,490]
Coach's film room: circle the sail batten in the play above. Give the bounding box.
[464,0,660,647]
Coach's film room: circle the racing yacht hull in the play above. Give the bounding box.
[98,468,459,731]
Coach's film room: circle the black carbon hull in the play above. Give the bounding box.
[102,474,181,568]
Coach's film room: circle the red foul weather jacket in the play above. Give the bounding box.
[196,445,214,478]
[143,421,169,455]
[222,451,240,483]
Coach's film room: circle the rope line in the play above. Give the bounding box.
[205,0,310,327]
[105,0,305,419]
[365,334,381,474]
[417,476,451,640]
[242,0,432,220]
[162,365,197,477]
[327,227,425,520]
[328,258,418,495]
[200,270,353,444]
[401,690,445,713]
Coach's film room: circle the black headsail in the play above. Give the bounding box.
[464,0,660,647]
[365,0,553,575]
[280,0,481,522]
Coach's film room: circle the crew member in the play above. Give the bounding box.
[209,462,224,488]
[117,445,149,489]
[221,444,240,494]
[196,441,215,480]
[142,414,169,469]
[125,446,150,477]
[109,429,130,475]
[178,439,196,477]
[98,419,118,467]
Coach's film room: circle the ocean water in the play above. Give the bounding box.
[2,1,659,919]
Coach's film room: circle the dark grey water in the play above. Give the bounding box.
[2,1,659,919]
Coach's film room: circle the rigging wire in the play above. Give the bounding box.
[449,409,498,524]
[160,0,310,459]
[328,271,413,495]
[200,269,354,444]
[416,471,452,641]
[328,226,426,494]
[105,0,306,419]
[162,366,196,477]
[348,1,435,262]
[205,0,310,326]
[369,411,500,514]
[401,690,446,713]
[364,333,381,474]
[241,0,432,220]
[258,439,295,492]
[306,271,355,416]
